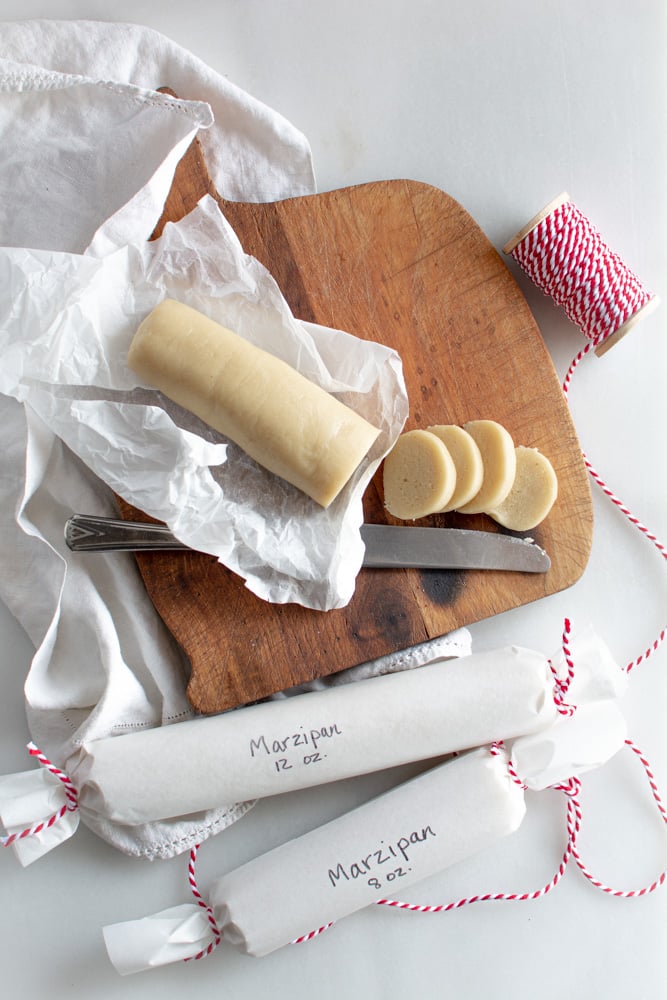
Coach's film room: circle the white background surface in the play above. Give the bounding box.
[1,2,666,998]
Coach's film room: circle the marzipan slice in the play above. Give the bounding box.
[456,420,516,514]
[427,424,484,512]
[383,429,456,520]
[487,445,558,530]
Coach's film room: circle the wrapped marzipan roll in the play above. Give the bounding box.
[74,645,559,826]
[104,746,527,969]
[0,632,468,865]
[103,661,629,972]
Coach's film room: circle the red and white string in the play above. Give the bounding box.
[549,617,577,716]
[0,742,79,849]
[509,197,655,350]
[569,738,667,899]
[288,737,666,941]
[510,195,666,674]
[560,324,667,677]
[183,842,222,961]
[374,737,666,918]
[288,623,667,944]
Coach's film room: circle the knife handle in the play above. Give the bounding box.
[65,514,187,552]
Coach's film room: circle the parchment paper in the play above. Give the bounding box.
[100,627,630,970]
[0,194,407,611]
[104,747,527,969]
[75,645,557,825]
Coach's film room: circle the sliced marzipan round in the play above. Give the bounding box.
[456,419,516,514]
[487,445,558,531]
[383,429,457,520]
[427,424,484,512]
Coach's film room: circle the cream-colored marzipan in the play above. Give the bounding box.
[456,419,516,514]
[383,428,456,519]
[427,424,484,512]
[128,300,380,508]
[487,445,558,531]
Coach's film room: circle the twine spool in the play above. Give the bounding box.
[503,192,659,356]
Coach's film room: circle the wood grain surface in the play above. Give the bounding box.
[118,135,593,713]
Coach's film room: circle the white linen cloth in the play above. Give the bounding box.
[0,19,367,860]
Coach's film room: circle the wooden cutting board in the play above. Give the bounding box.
[118,135,593,713]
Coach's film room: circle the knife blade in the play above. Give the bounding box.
[359,523,549,572]
[65,514,550,572]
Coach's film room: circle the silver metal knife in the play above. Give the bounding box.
[64,514,550,572]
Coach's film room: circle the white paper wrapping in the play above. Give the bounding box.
[100,626,632,972]
[74,645,557,826]
[103,904,217,976]
[0,20,320,859]
[104,747,526,970]
[0,193,407,611]
[511,702,628,790]
[509,623,629,790]
[0,768,79,866]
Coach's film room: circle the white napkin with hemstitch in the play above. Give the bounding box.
[0,20,446,860]
[0,20,314,859]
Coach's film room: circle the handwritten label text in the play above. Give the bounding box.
[327,825,437,890]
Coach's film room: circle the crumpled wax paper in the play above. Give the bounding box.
[0,194,408,611]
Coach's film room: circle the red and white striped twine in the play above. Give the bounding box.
[569,738,667,899]
[509,194,665,674]
[548,617,577,716]
[507,195,655,351]
[184,842,222,962]
[560,312,666,676]
[578,447,667,675]
[369,738,665,923]
[291,922,336,945]
[1,742,79,849]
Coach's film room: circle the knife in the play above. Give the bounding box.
[64,514,550,572]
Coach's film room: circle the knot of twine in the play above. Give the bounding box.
[184,843,223,961]
[1,743,78,849]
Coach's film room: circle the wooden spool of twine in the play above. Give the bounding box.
[503,192,659,356]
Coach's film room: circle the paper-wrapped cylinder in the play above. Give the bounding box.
[127,299,381,508]
[104,747,526,969]
[102,629,629,973]
[211,747,526,956]
[75,646,557,826]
